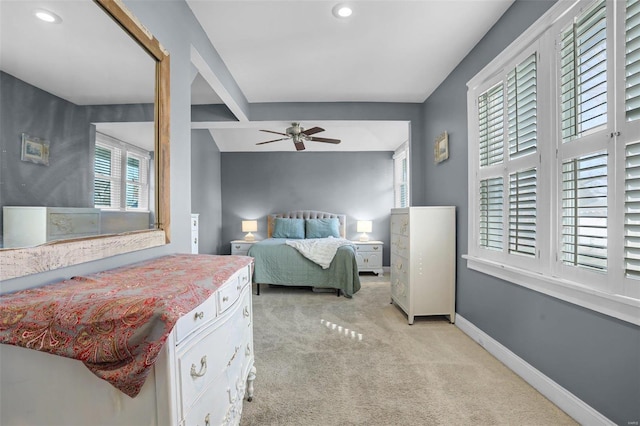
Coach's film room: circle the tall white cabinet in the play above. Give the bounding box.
[191,214,199,254]
[390,206,456,324]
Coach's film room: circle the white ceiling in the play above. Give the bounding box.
[187,0,513,104]
[188,0,513,152]
[0,0,514,153]
[194,120,410,152]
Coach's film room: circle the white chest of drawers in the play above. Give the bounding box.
[0,262,256,426]
[231,240,255,256]
[353,241,384,276]
[390,207,456,324]
[191,213,200,254]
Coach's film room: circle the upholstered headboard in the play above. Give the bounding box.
[267,210,346,238]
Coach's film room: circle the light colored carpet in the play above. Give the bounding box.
[240,274,576,426]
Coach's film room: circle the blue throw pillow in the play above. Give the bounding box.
[305,218,341,239]
[272,218,305,239]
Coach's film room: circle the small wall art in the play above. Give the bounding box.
[434,131,449,164]
[21,133,50,166]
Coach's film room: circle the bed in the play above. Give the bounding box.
[248,211,361,297]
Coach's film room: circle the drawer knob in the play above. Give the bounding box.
[373,246,379,250]
[243,306,250,318]
[190,355,207,378]
[194,237,198,244]
[235,245,240,249]
[194,311,204,320]
[223,296,229,302]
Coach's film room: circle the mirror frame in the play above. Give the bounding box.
[0,0,170,281]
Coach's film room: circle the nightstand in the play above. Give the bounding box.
[231,240,256,256]
[353,240,384,276]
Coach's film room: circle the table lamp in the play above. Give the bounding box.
[242,220,258,241]
[357,220,372,241]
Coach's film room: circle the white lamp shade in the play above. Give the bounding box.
[242,220,258,232]
[356,220,372,233]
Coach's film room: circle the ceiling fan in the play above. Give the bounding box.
[257,122,341,151]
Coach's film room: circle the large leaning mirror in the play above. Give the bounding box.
[0,0,170,281]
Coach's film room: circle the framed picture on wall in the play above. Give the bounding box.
[434,131,449,164]
[21,133,50,166]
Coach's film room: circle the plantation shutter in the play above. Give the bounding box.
[560,0,608,142]
[126,156,140,209]
[94,144,121,209]
[509,168,537,256]
[626,142,640,279]
[480,177,504,250]
[507,53,537,159]
[478,84,504,167]
[562,151,608,271]
[125,153,149,210]
[627,0,640,121]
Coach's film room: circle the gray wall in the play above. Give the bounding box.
[191,129,223,255]
[220,151,393,265]
[0,72,94,245]
[421,0,640,423]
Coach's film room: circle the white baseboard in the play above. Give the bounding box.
[455,314,614,426]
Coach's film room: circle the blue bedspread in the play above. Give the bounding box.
[248,238,361,297]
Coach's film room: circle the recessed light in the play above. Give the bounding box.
[34,9,62,24]
[332,3,353,19]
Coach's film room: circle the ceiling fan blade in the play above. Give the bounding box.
[294,141,306,151]
[256,137,289,145]
[260,129,288,136]
[301,126,325,136]
[308,136,341,144]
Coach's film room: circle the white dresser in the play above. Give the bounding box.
[353,240,384,276]
[0,261,256,426]
[2,206,100,248]
[390,207,456,324]
[191,213,200,254]
[231,240,256,256]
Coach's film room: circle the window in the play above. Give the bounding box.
[479,177,503,251]
[466,0,640,325]
[94,133,150,211]
[394,142,410,208]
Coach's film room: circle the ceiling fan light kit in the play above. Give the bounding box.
[257,122,341,151]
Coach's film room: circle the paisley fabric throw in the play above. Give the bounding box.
[0,254,253,397]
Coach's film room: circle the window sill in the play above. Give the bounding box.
[463,255,640,326]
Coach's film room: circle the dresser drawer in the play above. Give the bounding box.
[390,214,409,236]
[47,210,100,238]
[238,265,251,290]
[231,241,253,256]
[182,375,234,426]
[177,320,232,415]
[175,292,217,344]
[391,253,409,301]
[217,267,250,313]
[390,234,409,258]
[355,244,382,253]
[391,274,409,308]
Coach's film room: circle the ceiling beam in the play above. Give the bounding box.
[191,46,249,122]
